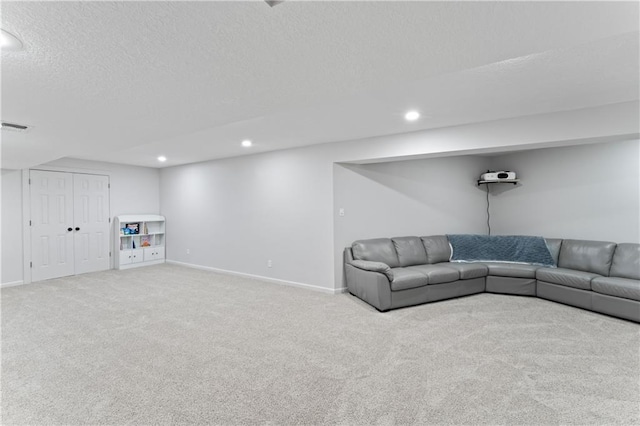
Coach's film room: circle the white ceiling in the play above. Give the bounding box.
[1,1,638,170]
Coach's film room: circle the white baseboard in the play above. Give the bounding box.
[166,260,344,294]
[1,280,24,288]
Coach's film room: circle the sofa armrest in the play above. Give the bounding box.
[345,264,393,311]
[350,260,394,281]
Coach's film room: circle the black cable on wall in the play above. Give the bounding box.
[485,184,491,235]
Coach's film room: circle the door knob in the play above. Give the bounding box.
[75,227,80,231]
[67,227,73,232]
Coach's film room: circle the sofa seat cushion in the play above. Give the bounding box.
[442,262,488,280]
[536,267,600,290]
[389,268,429,291]
[592,277,640,302]
[406,265,459,285]
[483,262,539,278]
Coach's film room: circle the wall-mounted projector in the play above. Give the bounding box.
[480,170,517,181]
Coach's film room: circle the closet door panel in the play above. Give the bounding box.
[30,171,75,282]
[73,174,110,275]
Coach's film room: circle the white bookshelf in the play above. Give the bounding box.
[114,215,165,270]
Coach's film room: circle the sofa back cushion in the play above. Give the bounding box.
[352,238,400,268]
[392,237,428,267]
[558,239,616,276]
[545,238,562,265]
[421,235,451,264]
[610,243,640,280]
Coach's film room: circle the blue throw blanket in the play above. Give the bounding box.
[447,234,555,267]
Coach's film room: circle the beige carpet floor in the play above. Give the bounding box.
[2,263,639,425]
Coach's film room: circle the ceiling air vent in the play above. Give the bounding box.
[1,122,30,132]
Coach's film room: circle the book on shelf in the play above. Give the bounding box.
[125,223,140,234]
[140,235,151,247]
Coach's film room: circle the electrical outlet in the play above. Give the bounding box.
[186,249,190,255]
[339,208,345,217]
[267,260,273,268]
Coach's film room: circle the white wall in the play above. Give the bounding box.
[1,170,24,284]
[1,158,160,285]
[490,139,640,243]
[332,156,492,286]
[161,103,638,291]
[160,144,337,291]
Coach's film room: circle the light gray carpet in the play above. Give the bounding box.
[2,264,639,425]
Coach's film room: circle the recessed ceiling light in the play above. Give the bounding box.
[241,140,252,147]
[1,29,23,52]
[157,156,167,162]
[404,110,420,121]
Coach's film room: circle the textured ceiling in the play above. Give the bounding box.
[1,1,639,169]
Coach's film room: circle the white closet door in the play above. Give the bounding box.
[73,173,110,275]
[30,170,75,282]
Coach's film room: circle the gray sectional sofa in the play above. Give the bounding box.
[344,236,640,322]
